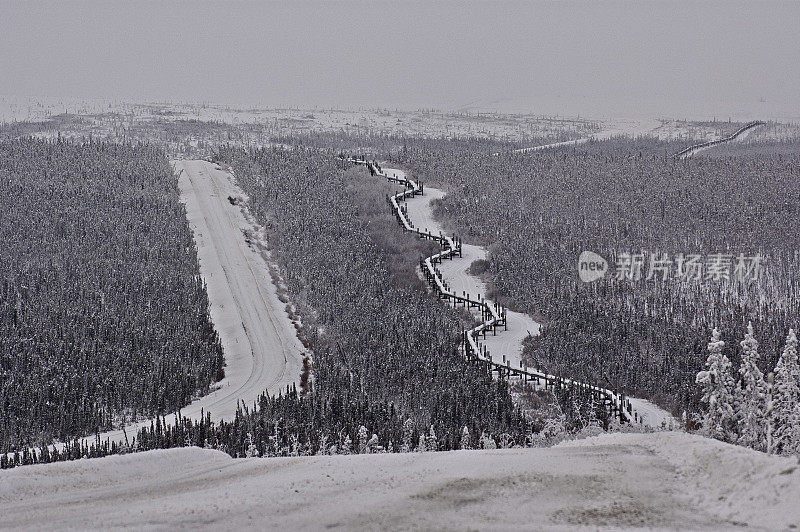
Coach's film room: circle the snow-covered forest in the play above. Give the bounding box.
[2,142,621,468]
[696,324,800,455]
[174,147,612,455]
[0,138,224,454]
[1,82,799,521]
[5,126,800,470]
[389,136,800,418]
[1,121,800,528]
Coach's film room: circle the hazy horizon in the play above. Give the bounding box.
[1,1,798,120]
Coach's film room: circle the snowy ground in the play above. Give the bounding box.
[0,97,599,145]
[500,117,667,155]
[2,432,797,530]
[505,117,770,156]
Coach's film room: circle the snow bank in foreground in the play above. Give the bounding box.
[2,432,797,530]
[561,432,800,529]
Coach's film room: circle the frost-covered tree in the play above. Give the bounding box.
[417,434,427,453]
[400,419,414,453]
[737,322,768,451]
[245,433,259,458]
[543,395,568,442]
[784,404,800,456]
[425,425,438,452]
[569,393,587,431]
[695,328,738,442]
[765,372,775,455]
[459,426,471,450]
[771,329,800,454]
[357,425,369,454]
[299,353,314,396]
[366,434,379,453]
[316,434,329,456]
[341,434,353,455]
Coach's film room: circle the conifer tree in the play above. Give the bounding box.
[772,329,800,454]
[460,426,471,450]
[316,434,329,456]
[695,328,738,442]
[245,433,259,458]
[425,425,438,452]
[766,373,775,455]
[300,353,314,396]
[737,322,768,451]
[366,434,379,453]
[480,432,497,449]
[341,434,353,455]
[357,425,369,454]
[400,419,414,453]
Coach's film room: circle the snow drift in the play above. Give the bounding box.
[2,432,797,530]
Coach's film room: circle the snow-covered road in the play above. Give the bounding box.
[171,160,304,417]
[43,160,304,451]
[3,432,797,530]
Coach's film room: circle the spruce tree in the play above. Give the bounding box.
[245,433,259,458]
[316,434,329,456]
[737,322,768,451]
[417,434,427,452]
[341,434,353,455]
[460,426,471,450]
[766,372,775,455]
[300,353,314,396]
[366,434,379,453]
[772,329,800,454]
[695,328,738,442]
[425,425,438,452]
[400,419,414,453]
[357,425,369,454]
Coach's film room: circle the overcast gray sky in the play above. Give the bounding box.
[1,1,797,119]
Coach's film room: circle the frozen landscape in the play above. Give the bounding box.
[2,1,800,530]
[3,432,800,530]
